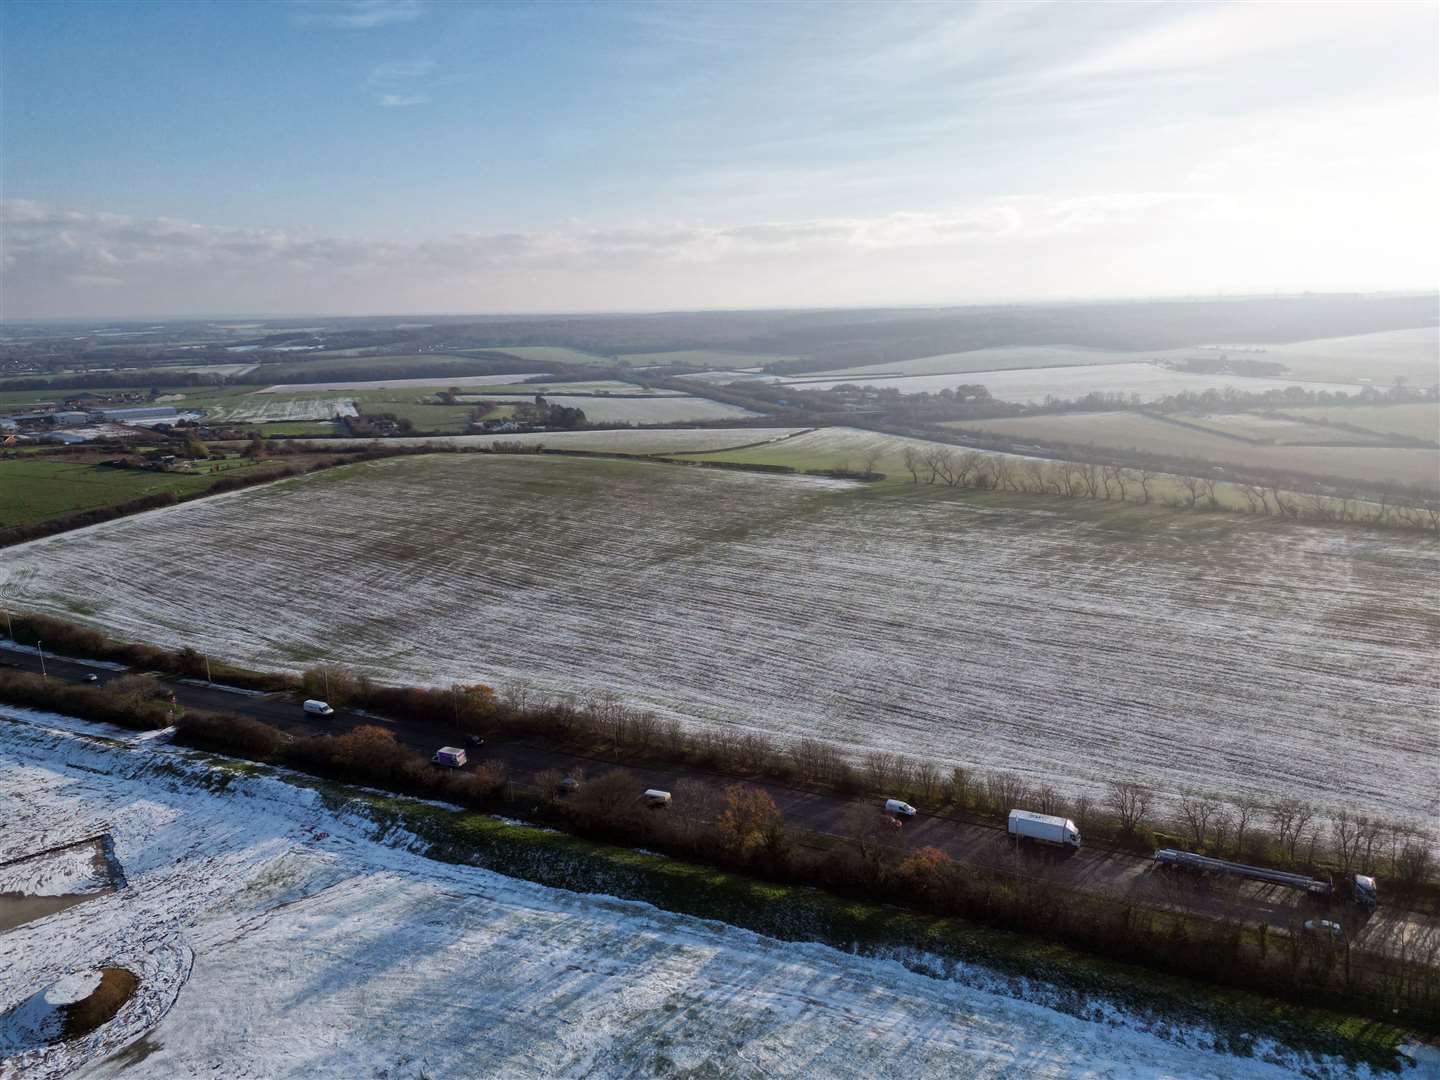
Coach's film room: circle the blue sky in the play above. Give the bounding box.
[2,0,1436,316]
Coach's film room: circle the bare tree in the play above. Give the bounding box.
[861,446,884,478]
[847,804,902,883]
[954,451,986,488]
[1268,798,1316,863]
[1331,809,1363,873]
[1106,780,1154,837]
[946,766,973,808]
[1196,476,1219,509]
[1230,794,1264,858]
[533,767,564,802]
[1178,790,1221,849]
[934,447,959,487]
[1391,828,1436,892]
[1238,484,1269,515]
[863,751,903,793]
[1175,474,1203,508]
[668,779,723,844]
[983,770,1028,815]
[572,768,641,825]
[900,446,922,484]
[1210,807,1234,853]
[1020,459,1047,494]
[1136,468,1158,504]
[1105,465,1130,501]
[1034,783,1063,816]
[912,760,943,805]
[990,456,1015,492]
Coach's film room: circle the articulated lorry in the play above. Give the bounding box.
[1152,848,1378,910]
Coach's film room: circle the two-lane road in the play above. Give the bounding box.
[2,643,1433,959]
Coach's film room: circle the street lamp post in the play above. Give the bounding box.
[36,640,47,679]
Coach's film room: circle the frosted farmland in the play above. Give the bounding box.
[796,344,1190,379]
[255,373,548,393]
[201,397,358,423]
[303,427,807,453]
[0,718,1372,1079]
[1,454,1436,824]
[784,362,1363,401]
[516,394,762,423]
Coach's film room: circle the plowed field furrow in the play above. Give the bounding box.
[2,455,1435,823]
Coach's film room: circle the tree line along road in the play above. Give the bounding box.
[1,644,1434,962]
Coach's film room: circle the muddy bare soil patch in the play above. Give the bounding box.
[0,835,121,932]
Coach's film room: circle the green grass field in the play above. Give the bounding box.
[255,421,341,437]
[0,455,268,527]
[351,396,474,433]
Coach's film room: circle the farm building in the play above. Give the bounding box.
[94,405,179,422]
[1,409,91,429]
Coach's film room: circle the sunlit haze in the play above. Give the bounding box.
[2,0,1437,317]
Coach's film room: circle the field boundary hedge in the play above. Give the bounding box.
[2,658,1434,1052]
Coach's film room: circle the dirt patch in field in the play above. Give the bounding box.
[61,968,139,1040]
[0,835,123,932]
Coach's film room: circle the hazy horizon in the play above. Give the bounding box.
[3,0,1437,319]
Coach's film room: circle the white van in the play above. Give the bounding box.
[642,789,672,807]
[432,747,467,768]
[303,699,335,717]
[884,798,917,818]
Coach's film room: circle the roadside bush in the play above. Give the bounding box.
[570,769,642,828]
[1,612,293,693]
[173,711,283,758]
[0,670,171,730]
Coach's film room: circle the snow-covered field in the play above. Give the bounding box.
[792,344,1189,380]
[783,328,1437,388]
[255,373,547,393]
[0,715,1395,1079]
[202,397,358,423]
[0,842,108,899]
[2,454,1436,826]
[783,362,1362,401]
[508,394,761,423]
[294,427,808,454]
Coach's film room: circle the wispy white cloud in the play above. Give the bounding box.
[368,57,435,84]
[3,192,1433,317]
[292,1,423,30]
[0,194,1225,283]
[368,56,436,107]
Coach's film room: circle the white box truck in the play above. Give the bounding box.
[1008,809,1081,850]
[432,747,467,768]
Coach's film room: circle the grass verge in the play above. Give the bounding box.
[273,769,1410,1073]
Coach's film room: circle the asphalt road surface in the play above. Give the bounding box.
[2,644,1434,961]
